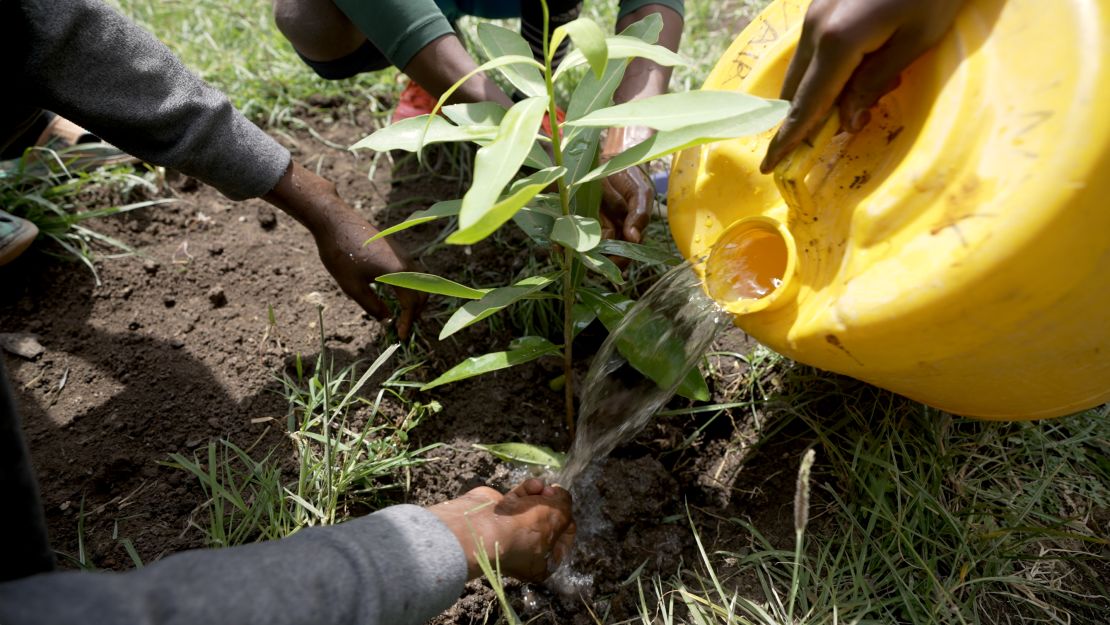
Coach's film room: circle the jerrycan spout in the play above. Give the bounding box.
[703,117,837,316]
[705,216,798,315]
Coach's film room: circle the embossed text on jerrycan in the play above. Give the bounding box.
[668,0,1110,419]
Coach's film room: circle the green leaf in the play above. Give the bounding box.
[552,18,608,79]
[571,177,603,217]
[449,166,565,245]
[512,204,557,243]
[422,54,544,147]
[575,102,789,184]
[550,215,602,252]
[563,15,662,192]
[365,200,460,243]
[576,250,625,285]
[476,23,546,98]
[442,102,507,126]
[595,239,680,265]
[472,442,566,469]
[571,303,597,338]
[567,91,782,132]
[579,289,710,401]
[524,141,554,169]
[440,274,559,339]
[621,12,663,43]
[458,97,548,233]
[555,35,685,81]
[351,115,494,153]
[421,337,561,391]
[376,272,489,299]
[401,98,547,172]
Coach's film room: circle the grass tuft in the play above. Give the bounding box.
[167,313,441,547]
[643,368,1110,625]
[1,147,170,283]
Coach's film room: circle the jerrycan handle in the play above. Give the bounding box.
[772,115,839,221]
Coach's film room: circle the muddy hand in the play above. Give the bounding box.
[428,478,576,582]
[761,0,966,173]
[263,161,425,338]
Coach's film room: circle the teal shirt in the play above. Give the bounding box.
[332,0,685,70]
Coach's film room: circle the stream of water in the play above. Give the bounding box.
[557,261,731,488]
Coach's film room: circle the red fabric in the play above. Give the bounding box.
[541,107,566,138]
[392,80,566,141]
[391,81,439,123]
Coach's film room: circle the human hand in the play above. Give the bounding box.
[311,205,425,339]
[599,127,654,268]
[760,0,966,173]
[428,479,576,582]
[263,162,425,338]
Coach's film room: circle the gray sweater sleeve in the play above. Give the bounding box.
[0,504,468,625]
[10,0,291,200]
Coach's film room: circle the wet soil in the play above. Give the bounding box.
[1,105,804,622]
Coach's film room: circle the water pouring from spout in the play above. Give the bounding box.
[557,261,730,488]
[557,217,796,488]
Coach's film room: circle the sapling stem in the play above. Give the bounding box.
[540,0,577,436]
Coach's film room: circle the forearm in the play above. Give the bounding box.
[9,0,289,201]
[0,505,467,625]
[613,4,684,105]
[262,161,342,233]
[402,35,515,108]
[604,4,684,156]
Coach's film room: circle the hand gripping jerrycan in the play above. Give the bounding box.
[668,0,1110,419]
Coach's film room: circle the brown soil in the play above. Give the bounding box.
[0,107,803,621]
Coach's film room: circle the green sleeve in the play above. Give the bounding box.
[331,0,455,70]
[617,0,685,21]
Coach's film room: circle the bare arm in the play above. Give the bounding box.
[402,34,515,108]
[599,4,685,247]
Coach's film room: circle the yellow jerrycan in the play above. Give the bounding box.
[668,0,1110,419]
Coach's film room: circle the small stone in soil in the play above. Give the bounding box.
[0,333,45,360]
[207,285,228,308]
[257,206,278,230]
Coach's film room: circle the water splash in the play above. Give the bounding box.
[558,261,730,488]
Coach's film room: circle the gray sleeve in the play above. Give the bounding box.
[0,504,468,625]
[11,0,291,200]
